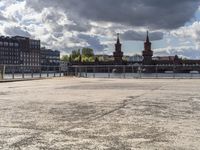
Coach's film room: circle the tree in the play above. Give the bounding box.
[82,48,95,62]
[79,55,82,62]
[70,49,81,61]
[61,55,69,62]
[95,57,99,63]
[68,48,95,62]
[82,48,94,57]
[69,55,72,62]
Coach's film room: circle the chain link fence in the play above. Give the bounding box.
[69,65,200,79]
[0,65,65,80]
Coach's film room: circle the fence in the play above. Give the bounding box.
[0,65,65,80]
[69,65,200,79]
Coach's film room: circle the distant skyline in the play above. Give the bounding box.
[1,0,200,58]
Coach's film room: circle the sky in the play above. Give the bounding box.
[1,0,200,58]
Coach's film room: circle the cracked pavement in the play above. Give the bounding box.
[0,78,200,149]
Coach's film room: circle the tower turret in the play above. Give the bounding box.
[113,33,123,64]
[142,31,153,65]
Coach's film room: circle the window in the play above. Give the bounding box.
[9,42,14,46]
[14,43,19,47]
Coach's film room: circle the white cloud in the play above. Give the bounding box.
[154,46,200,59]
[171,21,200,47]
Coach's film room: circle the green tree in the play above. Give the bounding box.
[82,48,94,57]
[70,49,81,61]
[61,55,69,62]
[69,55,72,62]
[81,48,95,62]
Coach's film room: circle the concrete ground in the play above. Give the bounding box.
[0,78,200,150]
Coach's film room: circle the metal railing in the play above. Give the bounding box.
[69,65,200,79]
[0,65,65,80]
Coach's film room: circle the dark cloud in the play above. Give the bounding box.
[4,26,31,37]
[67,24,91,32]
[78,34,107,52]
[0,12,8,21]
[121,30,164,41]
[26,0,200,30]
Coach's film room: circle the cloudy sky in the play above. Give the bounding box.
[1,0,200,58]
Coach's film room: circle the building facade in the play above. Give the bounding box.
[40,47,60,67]
[0,36,20,65]
[0,36,40,67]
[0,35,62,73]
[17,36,40,67]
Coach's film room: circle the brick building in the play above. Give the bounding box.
[0,36,40,66]
[0,36,20,65]
[0,36,41,72]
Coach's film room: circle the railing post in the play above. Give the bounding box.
[156,65,158,78]
[93,67,95,78]
[2,65,6,80]
[173,65,175,79]
[0,66,3,80]
[54,66,56,77]
[139,65,142,78]
[31,66,34,78]
[40,67,42,78]
[0,65,6,80]
[59,67,62,77]
[85,67,88,78]
[123,65,125,78]
[47,66,49,77]
[12,66,15,79]
[108,66,110,78]
[132,65,134,78]
[78,67,81,77]
[67,66,70,76]
[75,67,78,77]
[22,66,24,79]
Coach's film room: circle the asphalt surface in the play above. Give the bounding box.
[0,77,200,150]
